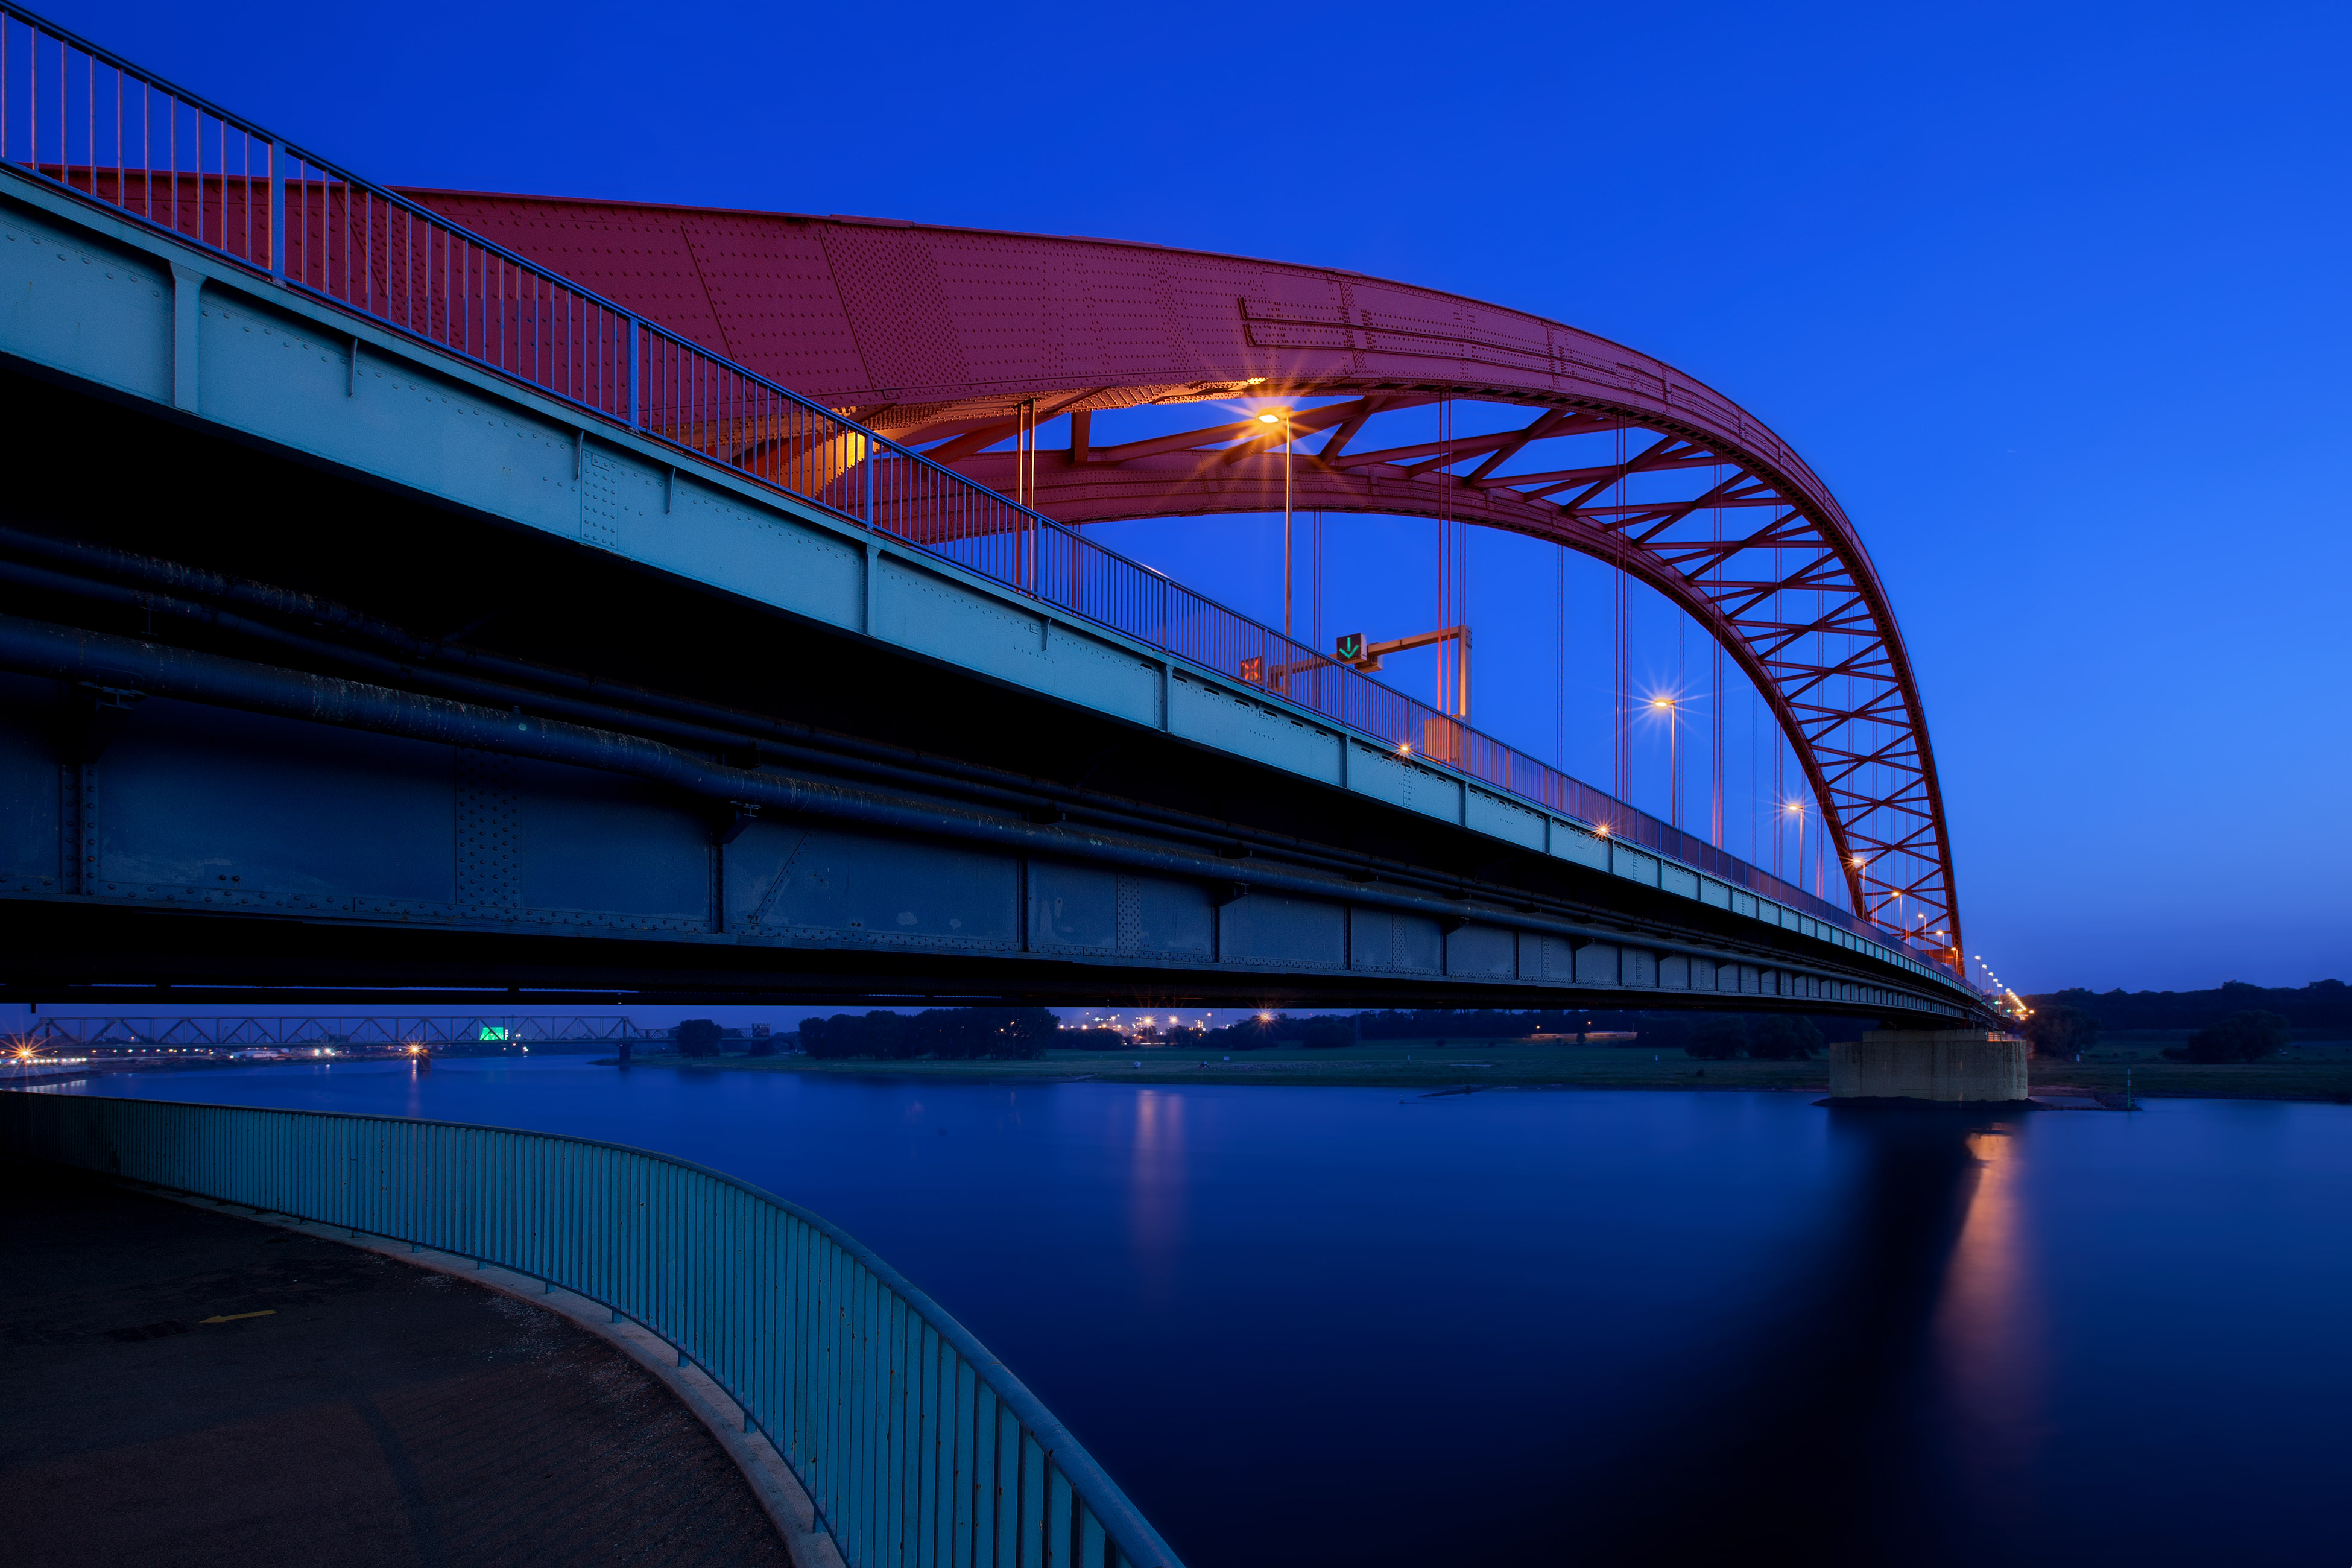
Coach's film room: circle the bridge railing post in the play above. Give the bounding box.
[625,317,640,429]
[268,141,286,283]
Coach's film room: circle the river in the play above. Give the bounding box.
[52,1061,2352,1566]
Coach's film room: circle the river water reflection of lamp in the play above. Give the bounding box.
[1935,1127,2044,1477]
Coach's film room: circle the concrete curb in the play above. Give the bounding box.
[148,1187,847,1568]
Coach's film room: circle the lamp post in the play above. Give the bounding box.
[1257,408,1295,646]
[1651,695,1680,828]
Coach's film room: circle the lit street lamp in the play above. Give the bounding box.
[1257,409,1295,650]
[1650,695,1680,828]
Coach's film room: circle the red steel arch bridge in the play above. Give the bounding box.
[0,4,1979,1024]
[415,190,1962,969]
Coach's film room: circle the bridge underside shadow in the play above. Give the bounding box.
[0,359,1962,1019]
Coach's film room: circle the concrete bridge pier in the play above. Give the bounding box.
[1830,1029,2029,1104]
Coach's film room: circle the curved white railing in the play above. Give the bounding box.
[0,1091,1184,1568]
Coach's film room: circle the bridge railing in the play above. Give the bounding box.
[0,4,1956,981]
[0,1090,1184,1568]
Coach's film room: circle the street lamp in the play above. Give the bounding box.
[1650,695,1680,829]
[1257,409,1295,650]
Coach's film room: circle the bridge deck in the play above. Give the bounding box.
[0,150,1976,1022]
[0,1162,788,1567]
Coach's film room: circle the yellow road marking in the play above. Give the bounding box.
[198,1310,276,1324]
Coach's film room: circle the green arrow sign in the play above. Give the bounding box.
[1335,633,1365,664]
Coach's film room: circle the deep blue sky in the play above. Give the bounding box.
[39,0,2349,995]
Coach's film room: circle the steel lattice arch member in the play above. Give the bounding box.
[412,191,1961,966]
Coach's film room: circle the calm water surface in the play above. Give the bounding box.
[59,1061,2352,1566]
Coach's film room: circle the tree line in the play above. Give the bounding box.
[2017,981,2338,1063]
[2026,979,2348,1031]
[796,1007,1059,1061]
[671,1019,780,1058]
[1136,1008,1865,1058]
[668,1000,2310,1067]
[2020,1001,2297,1063]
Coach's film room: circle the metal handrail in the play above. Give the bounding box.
[0,1090,1184,1568]
[0,3,1958,984]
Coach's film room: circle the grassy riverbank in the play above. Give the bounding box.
[2026,1059,2352,1103]
[608,1040,2352,1102]
[2028,1036,2352,1102]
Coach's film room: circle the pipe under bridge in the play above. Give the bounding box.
[0,46,1981,1024]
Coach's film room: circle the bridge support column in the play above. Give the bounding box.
[1829,1029,2028,1104]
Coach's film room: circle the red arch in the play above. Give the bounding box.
[407,189,1962,966]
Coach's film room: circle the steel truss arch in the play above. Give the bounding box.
[943,394,1956,960]
[409,190,1961,966]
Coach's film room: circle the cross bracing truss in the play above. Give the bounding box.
[820,397,1939,964]
[884,394,1961,966]
[405,192,1964,970]
[24,1016,655,1046]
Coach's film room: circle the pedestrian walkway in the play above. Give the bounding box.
[0,1162,791,1567]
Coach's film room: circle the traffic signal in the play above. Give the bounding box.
[1335,632,1365,665]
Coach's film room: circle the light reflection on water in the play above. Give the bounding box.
[1935,1127,2047,1503]
[1129,1089,1186,1301]
[51,1062,2352,1567]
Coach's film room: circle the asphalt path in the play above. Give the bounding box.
[0,1162,789,1567]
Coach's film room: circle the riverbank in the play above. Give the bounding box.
[598,1040,2352,1101]
[28,1042,2351,1104]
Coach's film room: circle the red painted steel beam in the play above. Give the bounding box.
[400,188,1962,961]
